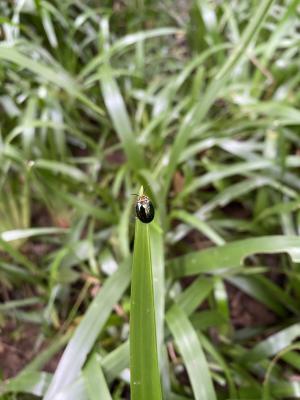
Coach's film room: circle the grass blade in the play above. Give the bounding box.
[168,236,300,278]
[149,220,165,367]
[43,260,131,400]
[0,227,67,242]
[100,65,144,170]
[51,378,87,400]
[0,46,104,116]
[130,212,162,399]
[171,210,225,245]
[83,354,112,400]
[163,0,275,196]
[241,323,300,364]
[0,237,38,273]
[102,341,129,383]
[0,372,51,397]
[166,304,217,400]
[80,28,179,79]
[175,276,214,317]
[216,0,275,80]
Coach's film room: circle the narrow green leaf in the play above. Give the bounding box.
[0,238,38,273]
[216,0,275,80]
[34,159,88,182]
[198,176,287,217]
[0,372,51,397]
[80,28,179,79]
[255,199,300,222]
[178,159,273,200]
[43,182,116,223]
[102,341,129,383]
[281,350,300,372]
[272,380,300,398]
[0,227,67,242]
[199,333,237,398]
[166,304,217,400]
[51,378,87,400]
[212,278,230,332]
[44,260,131,399]
[227,275,294,315]
[168,236,300,278]
[100,65,144,169]
[241,323,300,364]
[190,311,227,331]
[23,332,71,373]
[262,343,300,400]
[83,353,112,400]
[163,0,275,197]
[251,0,299,97]
[0,46,104,116]
[0,297,41,311]
[22,97,37,156]
[150,218,165,366]
[130,217,162,399]
[175,276,214,316]
[41,8,58,48]
[171,210,225,245]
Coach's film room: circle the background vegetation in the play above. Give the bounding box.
[1,0,300,399]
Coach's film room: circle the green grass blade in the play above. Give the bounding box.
[43,260,131,400]
[177,159,273,201]
[163,0,275,197]
[166,304,217,400]
[0,372,52,397]
[240,323,300,365]
[191,311,227,331]
[168,236,300,278]
[102,341,129,383]
[251,0,298,97]
[130,218,162,400]
[175,276,214,317]
[0,46,73,91]
[0,238,38,273]
[0,227,67,242]
[100,65,144,170]
[0,46,104,116]
[80,28,179,79]
[34,160,89,182]
[41,7,58,48]
[216,0,275,80]
[51,378,87,400]
[272,380,300,399]
[149,220,165,367]
[226,275,291,316]
[199,333,238,398]
[171,210,225,245]
[263,343,300,400]
[198,176,279,217]
[0,297,41,311]
[83,354,112,400]
[42,182,116,224]
[23,332,71,373]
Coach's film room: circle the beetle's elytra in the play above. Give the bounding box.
[135,195,155,224]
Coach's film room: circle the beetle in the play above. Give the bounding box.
[135,194,155,224]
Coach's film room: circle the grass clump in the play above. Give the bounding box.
[1,1,300,399]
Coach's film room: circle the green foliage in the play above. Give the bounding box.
[130,198,162,400]
[1,0,300,399]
